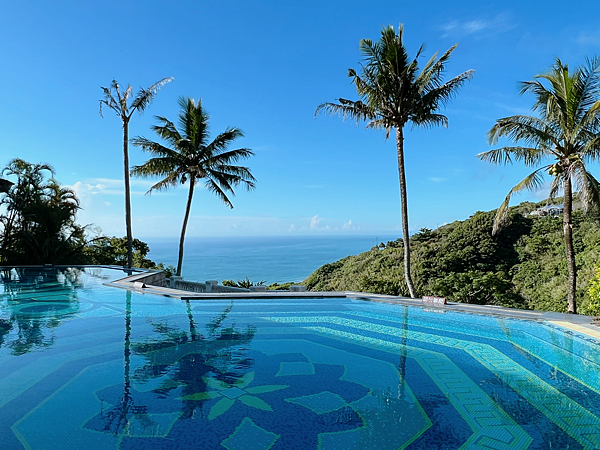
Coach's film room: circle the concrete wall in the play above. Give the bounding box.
[132,271,167,287]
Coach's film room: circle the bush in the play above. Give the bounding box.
[153,263,176,279]
[582,267,600,316]
[222,278,265,289]
[267,282,300,290]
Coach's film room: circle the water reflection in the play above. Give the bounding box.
[132,302,256,419]
[98,290,148,434]
[88,300,256,436]
[0,267,83,355]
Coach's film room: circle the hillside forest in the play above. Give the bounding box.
[304,198,600,315]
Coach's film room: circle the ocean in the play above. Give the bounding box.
[144,235,399,284]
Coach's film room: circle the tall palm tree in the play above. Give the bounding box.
[99,77,173,269]
[477,57,600,314]
[131,97,256,277]
[316,25,473,298]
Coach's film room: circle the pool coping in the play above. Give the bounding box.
[105,271,600,341]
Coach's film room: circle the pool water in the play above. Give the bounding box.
[1,267,600,449]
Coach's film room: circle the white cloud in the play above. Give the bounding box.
[575,31,600,46]
[310,215,321,229]
[69,178,158,197]
[440,13,515,38]
[342,219,359,230]
[309,215,331,231]
[427,177,448,183]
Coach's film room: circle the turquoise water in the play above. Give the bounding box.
[1,267,600,449]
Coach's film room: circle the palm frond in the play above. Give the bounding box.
[209,165,256,189]
[145,172,181,194]
[572,162,600,210]
[547,173,564,199]
[487,115,560,150]
[208,148,254,164]
[416,44,459,94]
[204,178,234,208]
[206,128,245,154]
[419,69,474,111]
[178,97,210,148]
[151,116,182,145]
[493,168,547,234]
[315,101,375,125]
[131,137,181,159]
[581,132,600,160]
[131,157,178,179]
[365,118,394,138]
[476,146,546,166]
[99,86,121,117]
[410,113,448,130]
[129,77,173,116]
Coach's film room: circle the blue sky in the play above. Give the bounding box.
[2,0,600,238]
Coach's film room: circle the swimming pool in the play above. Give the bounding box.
[1,267,600,449]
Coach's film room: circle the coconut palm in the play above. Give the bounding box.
[131,97,256,277]
[477,57,600,314]
[316,25,473,298]
[99,77,173,269]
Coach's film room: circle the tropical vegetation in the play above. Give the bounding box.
[477,58,600,313]
[316,24,473,298]
[587,267,600,316]
[131,97,256,277]
[0,159,87,265]
[0,159,174,272]
[99,77,173,269]
[304,197,600,314]
[222,277,265,289]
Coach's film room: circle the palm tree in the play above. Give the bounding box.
[99,77,173,269]
[131,97,256,277]
[316,25,473,298]
[477,57,600,314]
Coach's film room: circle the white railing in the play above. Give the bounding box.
[169,277,250,293]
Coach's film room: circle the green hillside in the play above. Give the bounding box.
[305,198,600,314]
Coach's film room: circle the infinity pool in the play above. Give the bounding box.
[1,267,600,449]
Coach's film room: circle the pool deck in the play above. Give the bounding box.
[106,274,600,342]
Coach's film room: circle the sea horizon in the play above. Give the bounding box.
[143,234,399,284]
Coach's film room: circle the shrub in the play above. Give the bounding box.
[582,267,600,316]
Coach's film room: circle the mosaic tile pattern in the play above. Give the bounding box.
[267,316,600,449]
[284,317,600,448]
[276,361,315,377]
[253,339,432,450]
[303,327,532,450]
[286,391,347,415]
[3,268,600,449]
[347,310,600,395]
[221,417,280,450]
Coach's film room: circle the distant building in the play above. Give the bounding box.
[529,204,564,217]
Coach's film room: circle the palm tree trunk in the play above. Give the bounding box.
[122,118,133,269]
[396,127,416,298]
[176,178,195,277]
[563,176,577,314]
